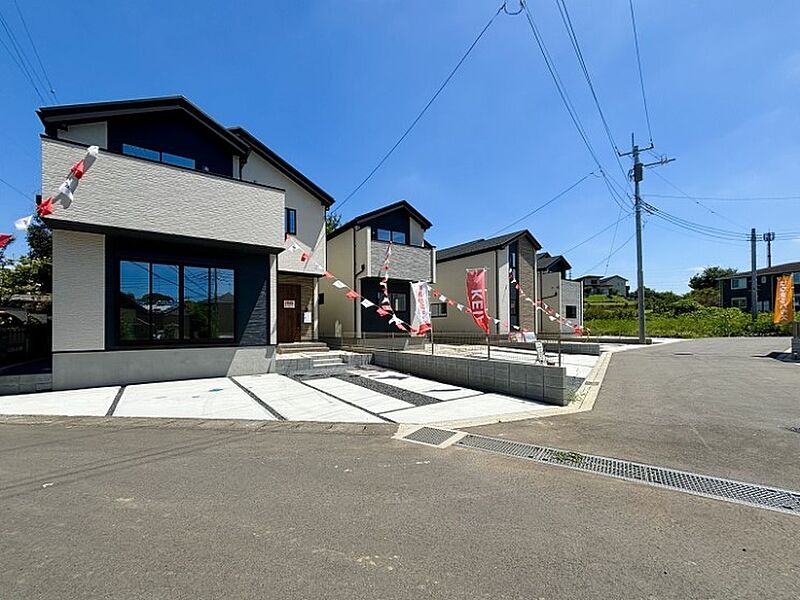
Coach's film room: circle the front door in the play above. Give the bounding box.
[278,284,301,343]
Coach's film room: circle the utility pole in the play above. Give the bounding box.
[762,231,775,268]
[618,134,674,343]
[750,228,758,320]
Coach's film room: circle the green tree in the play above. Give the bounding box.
[26,215,52,261]
[325,213,342,235]
[689,266,736,291]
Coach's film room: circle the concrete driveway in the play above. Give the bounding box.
[470,337,800,490]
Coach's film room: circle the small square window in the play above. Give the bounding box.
[431,302,447,317]
[391,231,406,244]
[390,292,407,313]
[285,208,297,235]
[565,305,577,319]
[376,229,391,242]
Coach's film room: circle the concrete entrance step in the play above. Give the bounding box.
[312,357,345,368]
[277,342,330,354]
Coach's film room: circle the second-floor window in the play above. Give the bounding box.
[285,208,297,235]
[122,144,196,170]
[731,277,747,290]
[374,229,407,244]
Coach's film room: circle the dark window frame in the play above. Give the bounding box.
[565,305,577,319]
[509,242,520,327]
[431,302,447,318]
[115,257,236,348]
[122,143,196,170]
[285,208,297,236]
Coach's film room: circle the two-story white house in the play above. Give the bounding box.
[39,96,333,389]
[319,201,436,338]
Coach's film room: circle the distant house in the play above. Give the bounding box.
[718,261,800,313]
[319,201,435,337]
[434,230,541,334]
[537,252,583,334]
[575,274,629,297]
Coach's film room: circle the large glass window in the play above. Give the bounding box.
[122,144,195,170]
[118,260,234,345]
[119,261,151,341]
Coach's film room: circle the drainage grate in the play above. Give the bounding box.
[403,427,457,447]
[455,433,800,516]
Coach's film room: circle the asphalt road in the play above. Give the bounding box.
[472,337,800,490]
[1,418,798,599]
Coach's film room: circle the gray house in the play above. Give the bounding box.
[40,96,333,389]
[319,201,435,337]
[537,252,583,334]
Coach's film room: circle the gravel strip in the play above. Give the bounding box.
[333,372,441,407]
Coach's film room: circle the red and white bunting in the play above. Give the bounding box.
[509,268,588,335]
[0,234,13,250]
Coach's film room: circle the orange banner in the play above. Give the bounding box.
[773,275,795,324]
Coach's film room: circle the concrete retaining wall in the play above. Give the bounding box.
[370,350,567,406]
[0,373,53,395]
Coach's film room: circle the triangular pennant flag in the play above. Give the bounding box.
[360,299,375,308]
[548,315,557,321]
[376,307,390,317]
[447,299,455,306]
[14,215,33,230]
[493,318,501,325]
[439,294,448,302]
[0,234,13,249]
[332,280,347,289]
[300,252,311,262]
[323,271,334,279]
[58,179,75,204]
[416,323,431,335]
[286,242,300,253]
[345,289,359,300]
[432,289,441,298]
[456,303,464,312]
[70,159,86,179]
[37,196,54,217]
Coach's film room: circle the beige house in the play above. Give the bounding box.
[536,252,584,334]
[319,201,435,338]
[231,127,334,344]
[432,230,541,334]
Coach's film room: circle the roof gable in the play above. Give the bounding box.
[329,200,432,240]
[437,230,542,263]
[38,96,249,155]
[229,127,334,207]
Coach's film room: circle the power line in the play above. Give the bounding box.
[577,230,636,278]
[0,175,32,201]
[488,170,596,236]
[646,192,800,202]
[0,10,47,103]
[331,1,507,215]
[628,0,653,142]
[559,212,633,255]
[554,0,630,184]
[603,204,624,275]
[520,0,631,214]
[12,0,57,102]
[649,170,748,231]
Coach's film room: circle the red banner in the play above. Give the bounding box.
[465,268,490,334]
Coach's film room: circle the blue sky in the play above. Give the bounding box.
[1,0,799,292]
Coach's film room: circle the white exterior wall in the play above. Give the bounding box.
[57,122,108,148]
[495,248,510,333]
[241,153,326,275]
[561,279,583,331]
[43,137,285,248]
[319,230,355,337]
[538,273,584,334]
[431,250,500,333]
[52,230,106,351]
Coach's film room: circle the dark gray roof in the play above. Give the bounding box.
[38,95,249,155]
[537,251,571,272]
[437,230,542,263]
[718,261,800,279]
[328,200,432,240]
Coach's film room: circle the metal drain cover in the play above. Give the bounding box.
[402,427,458,447]
[455,434,800,516]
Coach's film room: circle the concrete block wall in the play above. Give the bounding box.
[370,351,567,406]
